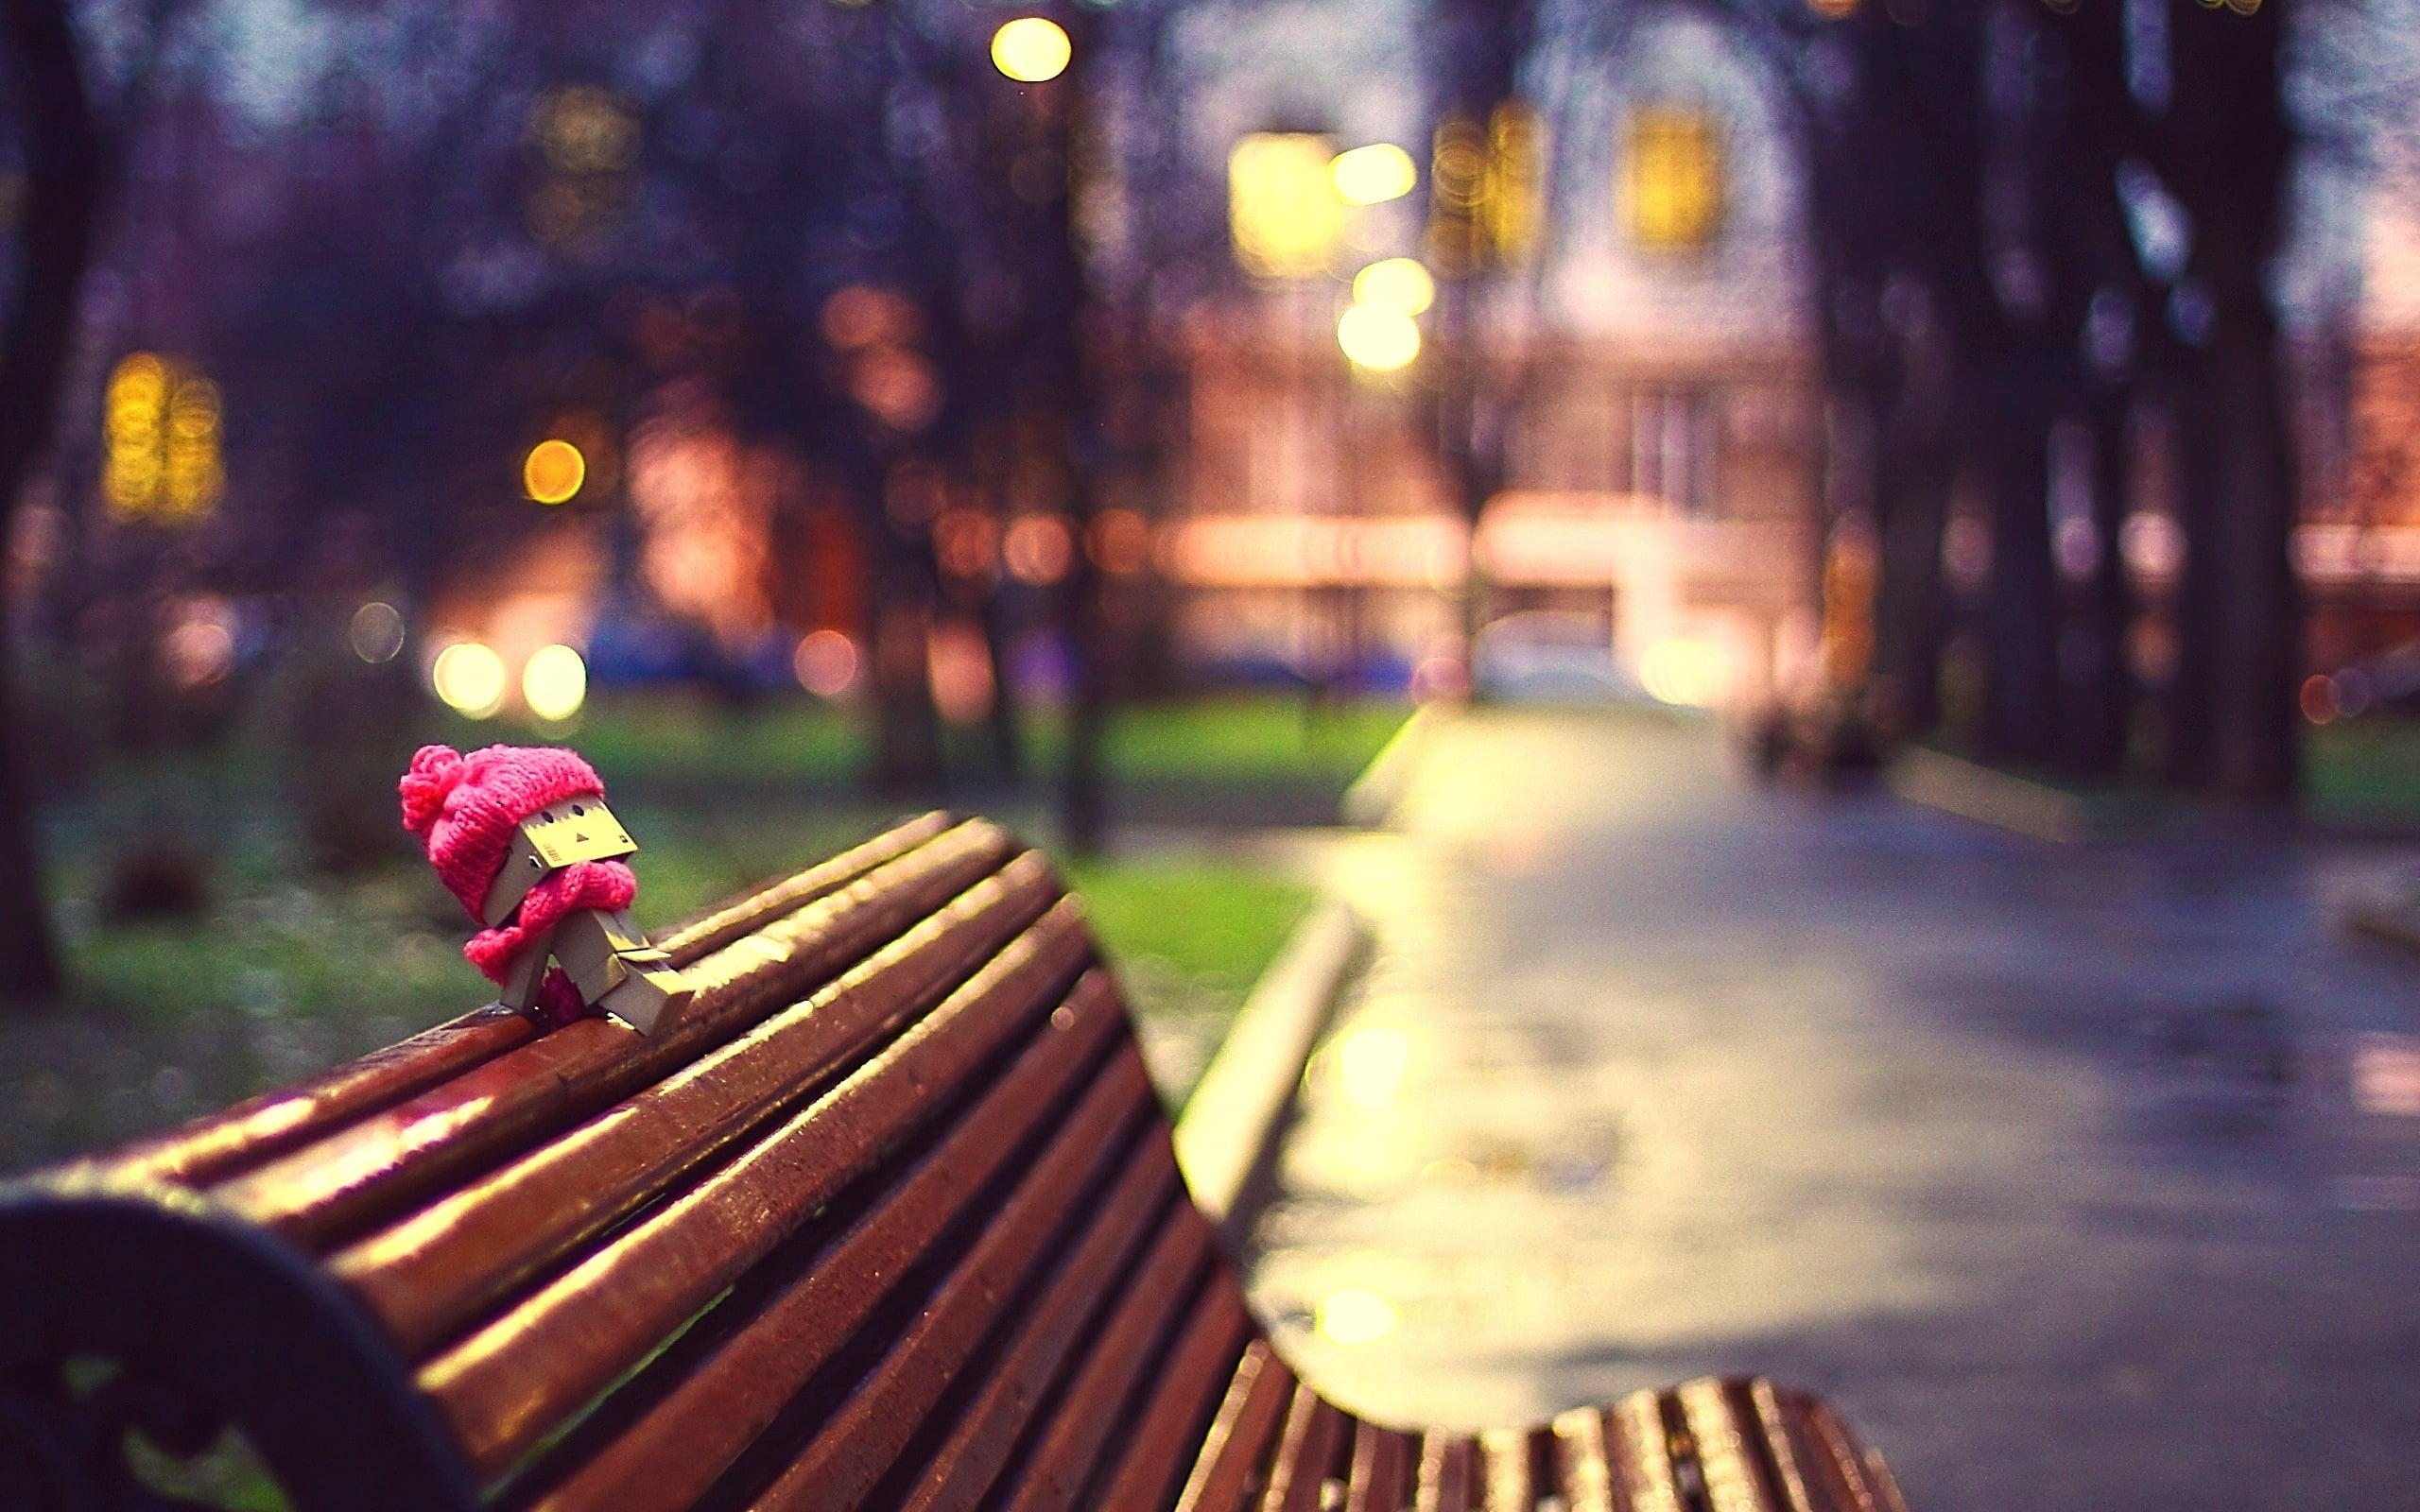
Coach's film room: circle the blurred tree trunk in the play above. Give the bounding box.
[1428,0,1539,692]
[1978,354,2061,765]
[0,0,104,1002]
[2158,0,2299,799]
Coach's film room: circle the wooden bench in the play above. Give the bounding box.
[0,813,1911,1511]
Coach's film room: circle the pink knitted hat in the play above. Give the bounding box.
[399,743,612,922]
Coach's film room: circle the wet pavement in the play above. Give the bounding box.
[1245,707,2420,1511]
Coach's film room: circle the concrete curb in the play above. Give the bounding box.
[1888,747,2090,845]
[1171,899,1366,1248]
[1340,705,1437,828]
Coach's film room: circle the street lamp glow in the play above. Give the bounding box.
[991,17,1071,82]
[1337,302,1421,371]
[1352,257,1435,315]
[431,642,508,719]
[522,644,588,722]
[1330,143,1417,205]
[524,438,586,505]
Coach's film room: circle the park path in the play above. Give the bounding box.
[1246,707,2420,1512]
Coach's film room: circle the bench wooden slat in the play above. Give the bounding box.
[1260,1383,1350,1512]
[518,981,1132,1512]
[419,946,1116,1483]
[1552,1405,1616,1512]
[80,818,953,1196]
[1790,1392,1897,1512]
[1344,1418,1416,1512]
[334,865,1072,1359]
[1479,1424,1532,1511]
[744,1075,1168,1512]
[895,1180,1204,1509]
[1174,1339,1298,1512]
[1086,1272,1254,1510]
[1415,1433,1478,1512]
[1742,1380,1823,1512]
[1679,1377,1780,1512]
[214,819,1015,1248]
[94,1006,541,1191]
[1610,1391,1686,1512]
[973,1209,1216,1512]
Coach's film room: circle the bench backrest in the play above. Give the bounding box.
[0,813,1908,1512]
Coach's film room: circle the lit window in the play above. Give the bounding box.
[1623,107,1725,251]
[1229,133,1341,280]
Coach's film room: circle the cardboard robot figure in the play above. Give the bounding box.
[399,743,694,1033]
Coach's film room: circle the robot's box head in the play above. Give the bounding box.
[480,797,637,925]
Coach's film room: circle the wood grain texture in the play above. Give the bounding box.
[744,1115,1174,1512]
[965,1208,1213,1512]
[336,871,1072,1358]
[1551,1406,1616,1512]
[419,960,1127,1481]
[215,821,1015,1250]
[1172,1341,1297,1512]
[1413,1435,1476,1512]
[1256,1383,1348,1512]
[1342,1418,1414,1512]
[1084,1280,1254,1512]
[514,983,1133,1512]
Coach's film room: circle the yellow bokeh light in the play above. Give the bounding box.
[1639,636,1729,707]
[991,17,1071,82]
[1315,1288,1399,1346]
[1625,107,1725,251]
[522,644,588,723]
[1335,1025,1410,1109]
[524,438,587,505]
[1230,133,1342,280]
[1330,142,1417,206]
[1337,303,1421,371]
[105,352,221,522]
[431,642,508,719]
[1352,258,1435,315]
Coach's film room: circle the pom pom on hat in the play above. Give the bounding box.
[399,744,612,923]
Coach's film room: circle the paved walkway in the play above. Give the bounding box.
[1247,707,2420,1512]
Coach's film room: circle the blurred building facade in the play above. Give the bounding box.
[1153,3,1823,709]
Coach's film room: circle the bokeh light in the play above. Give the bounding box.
[794,628,860,698]
[431,641,508,719]
[524,438,587,505]
[1337,303,1421,371]
[1639,636,1729,707]
[1004,514,1076,584]
[162,598,237,691]
[990,17,1071,82]
[1087,508,1150,575]
[1335,1025,1410,1110]
[349,601,406,663]
[522,644,588,722]
[1315,1287,1399,1345]
[1330,142,1417,205]
[105,352,222,522]
[1352,257,1435,315]
[1230,134,1343,279]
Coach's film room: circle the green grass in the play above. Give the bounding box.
[423,690,1409,793]
[1065,853,1315,1005]
[2307,717,2420,827]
